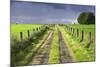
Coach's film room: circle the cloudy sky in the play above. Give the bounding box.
[11,1,95,24]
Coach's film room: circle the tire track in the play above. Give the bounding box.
[58,30,74,63]
[29,31,53,65]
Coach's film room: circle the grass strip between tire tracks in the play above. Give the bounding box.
[48,26,60,64]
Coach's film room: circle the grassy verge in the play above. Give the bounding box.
[48,26,60,64]
[18,31,51,65]
[11,26,50,66]
[59,25,95,62]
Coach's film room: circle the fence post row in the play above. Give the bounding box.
[20,32,23,40]
[66,26,93,46]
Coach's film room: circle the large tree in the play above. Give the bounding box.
[77,12,95,24]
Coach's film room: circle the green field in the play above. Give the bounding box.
[11,24,42,40]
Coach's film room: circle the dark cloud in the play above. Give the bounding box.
[11,1,95,24]
[46,3,67,10]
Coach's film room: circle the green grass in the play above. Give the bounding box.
[16,30,50,65]
[48,26,60,64]
[11,24,95,65]
[67,24,95,34]
[11,24,50,66]
[11,24,42,40]
[59,24,95,62]
[67,24,95,45]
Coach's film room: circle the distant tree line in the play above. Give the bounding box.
[77,12,95,24]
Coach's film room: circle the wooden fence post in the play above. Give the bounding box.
[81,30,84,41]
[77,29,79,37]
[20,32,23,40]
[71,28,72,33]
[89,32,92,43]
[27,30,30,38]
[36,28,38,31]
[72,28,75,36]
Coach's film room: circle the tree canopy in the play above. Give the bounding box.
[77,12,95,24]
